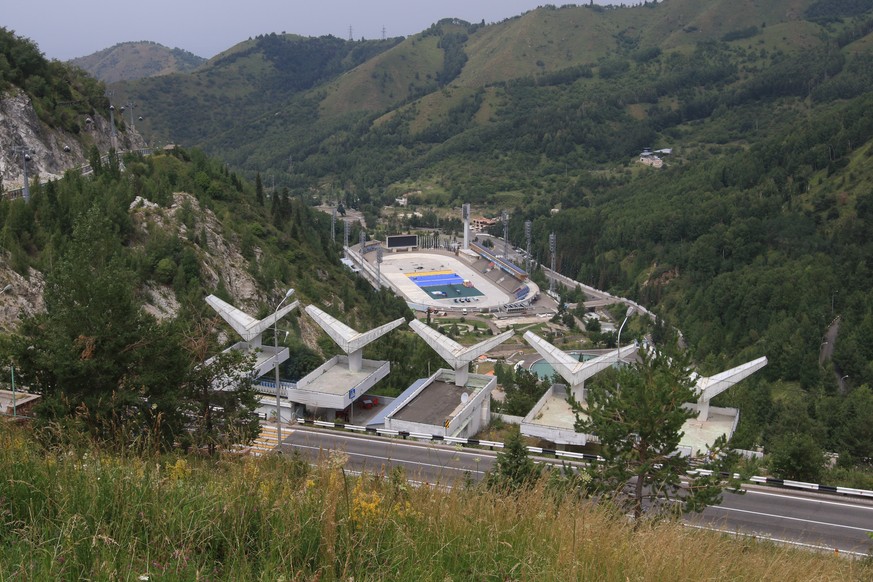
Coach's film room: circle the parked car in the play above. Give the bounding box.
[359,397,379,409]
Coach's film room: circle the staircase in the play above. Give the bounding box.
[248,424,282,456]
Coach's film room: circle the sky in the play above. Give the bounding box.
[4,1,613,62]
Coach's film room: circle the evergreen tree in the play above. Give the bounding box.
[10,206,187,443]
[575,346,738,520]
[487,427,541,491]
[178,313,260,455]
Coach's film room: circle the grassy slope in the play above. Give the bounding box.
[0,423,867,580]
[69,42,206,83]
[116,0,830,167]
[320,35,444,118]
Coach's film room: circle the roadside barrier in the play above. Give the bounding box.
[294,418,873,498]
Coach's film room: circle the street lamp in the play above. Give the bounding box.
[615,305,634,391]
[616,305,635,365]
[274,288,295,450]
[840,375,849,392]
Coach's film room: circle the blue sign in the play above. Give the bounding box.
[349,388,356,400]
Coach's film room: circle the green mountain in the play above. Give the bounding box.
[113,34,403,147]
[107,0,873,462]
[4,3,873,476]
[69,41,207,83]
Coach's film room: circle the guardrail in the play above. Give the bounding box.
[295,417,873,498]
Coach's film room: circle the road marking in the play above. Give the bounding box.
[743,489,873,510]
[684,523,870,557]
[709,506,873,532]
[293,427,496,460]
[289,442,486,475]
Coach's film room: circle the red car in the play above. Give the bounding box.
[359,397,379,409]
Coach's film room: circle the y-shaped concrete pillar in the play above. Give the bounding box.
[206,294,299,347]
[305,305,404,372]
[523,331,637,401]
[693,356,768,420]
[410,319,514,386]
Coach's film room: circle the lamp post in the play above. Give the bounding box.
[274,288,295,450]
[840,374,849,392]
[616,305,635,366]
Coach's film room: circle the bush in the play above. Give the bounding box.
[768,433,826,482]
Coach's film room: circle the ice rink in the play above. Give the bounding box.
[377,250,517,310]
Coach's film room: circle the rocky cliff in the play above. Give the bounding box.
[0,89,147,190]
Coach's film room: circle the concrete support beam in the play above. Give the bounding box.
[206,294,299,345]
[694,356,768,420]
[523,331,637,400]
[410,319,514,386]
[305,305,404,372]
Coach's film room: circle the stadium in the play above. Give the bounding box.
[344,229,540,314]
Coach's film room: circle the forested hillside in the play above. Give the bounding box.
[104,0,873,475]
[3,1,873,481]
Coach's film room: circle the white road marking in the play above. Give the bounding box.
[290,442,486,475]
[709,506,873,532]
[743,489,873,511]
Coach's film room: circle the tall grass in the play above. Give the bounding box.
[0,423,868,581]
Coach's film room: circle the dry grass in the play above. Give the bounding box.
[0,422,868,580]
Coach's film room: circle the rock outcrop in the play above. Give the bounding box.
[0,88,147,191]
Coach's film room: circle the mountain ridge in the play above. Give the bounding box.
[69,41,206,83]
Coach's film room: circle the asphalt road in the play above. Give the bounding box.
[280,425,873,556]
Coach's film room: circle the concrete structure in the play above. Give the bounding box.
[523,331,636,401]
[382,369,495,437]
[206,294,299,422]
[0,389,40,417]
[304,305,404,373]
[265,306,403,419]
[521,384,590,446]
[207,294,298,345]
[410,319,513,386]
[205,293,299,382]
[519,330,768,456]
[278,355,390,414]
[692,356,768,421]
[205,295,402,422]
[376,320,514,438]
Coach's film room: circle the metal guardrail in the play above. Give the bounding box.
[296,417,873,498]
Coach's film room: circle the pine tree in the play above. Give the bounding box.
[487,427,541,491]
[575,346,738,520]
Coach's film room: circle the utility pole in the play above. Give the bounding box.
[12,147,33,202]
[331,208,337,242]
[524,220,532,273]
[549,232,557,294]
[376,246,384,289]
[502,210,509,259]
[109,104,117,150]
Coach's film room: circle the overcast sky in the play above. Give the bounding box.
[4,1,614,62]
